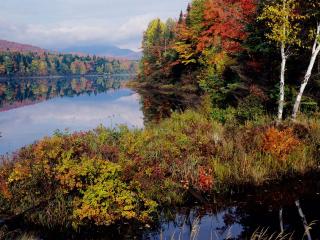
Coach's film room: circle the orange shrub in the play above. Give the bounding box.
[262,127,301,161]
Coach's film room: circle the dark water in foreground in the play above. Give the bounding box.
[1,76,320,239]
[143,176,320,240]
[1,176,320,239]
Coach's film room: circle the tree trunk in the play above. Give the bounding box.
[292,24,320,120]
[278,43,286,121]
[279,208,284,233]
[295,200,312,240]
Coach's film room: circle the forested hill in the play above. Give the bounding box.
[0,52,138,77]
[0,39,138,76]
[0,39,46,54]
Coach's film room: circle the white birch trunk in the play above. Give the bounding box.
[279,208,284,233]
[292,24,320,119]
[295,200,312,240]
[278,43,286,121]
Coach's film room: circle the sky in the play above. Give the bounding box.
[0,0,190,51]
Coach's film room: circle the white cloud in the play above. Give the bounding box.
[0,0,190,50]
[0,14,156,51]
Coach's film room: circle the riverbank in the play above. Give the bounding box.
[1,103,320,232]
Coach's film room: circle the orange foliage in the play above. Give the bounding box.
[262,127,301,161]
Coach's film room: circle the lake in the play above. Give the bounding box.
[0,75,144,155]
[1,76,320,239]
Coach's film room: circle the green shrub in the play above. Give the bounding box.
[236,95,265,122]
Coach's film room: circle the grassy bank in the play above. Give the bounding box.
[0,103,320,230]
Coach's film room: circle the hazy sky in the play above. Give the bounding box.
[0,0,190,51]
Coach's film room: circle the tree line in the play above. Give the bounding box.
[0,51,138,77]
[139,0,320,121]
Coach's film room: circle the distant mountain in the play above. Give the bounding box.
[0,39,46,53]
[60,45,142,60]
[0,39,141,60]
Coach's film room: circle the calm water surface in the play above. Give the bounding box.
[0,75,143,155]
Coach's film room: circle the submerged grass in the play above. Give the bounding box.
[0,102,320,230]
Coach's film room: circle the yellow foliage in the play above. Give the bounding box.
[259,0,303,47]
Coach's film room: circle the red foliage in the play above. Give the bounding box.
[198,0,257,53]
[198,167,214,191]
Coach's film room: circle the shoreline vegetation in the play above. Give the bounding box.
[1,101,320,232]
[0,0,320,238]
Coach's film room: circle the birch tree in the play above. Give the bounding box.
[292,3,320,119]
[259,0,302,121]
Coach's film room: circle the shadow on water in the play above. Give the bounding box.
[137,88,201,125]
[1,175,320,239]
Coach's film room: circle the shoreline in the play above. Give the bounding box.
[0,73,137,80]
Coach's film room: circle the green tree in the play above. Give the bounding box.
[4,56,14,75]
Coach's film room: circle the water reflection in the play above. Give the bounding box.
[0,75,143,155]
[144,176,320,240]
[137,88,201,124]
[0,75,129,111]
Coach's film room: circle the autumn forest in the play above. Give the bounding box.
[0,52,138,76]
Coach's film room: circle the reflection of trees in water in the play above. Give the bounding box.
[145,177,320,239]
[138,89,201,124]
[0,75,131,111]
